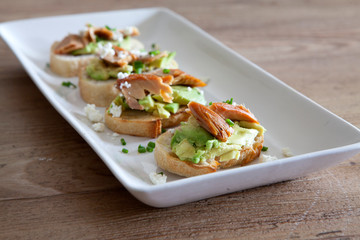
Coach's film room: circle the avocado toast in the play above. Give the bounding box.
[50,24,143,77]
[79,44,178,107]
[104,70,207,138]
[154,101,265,177]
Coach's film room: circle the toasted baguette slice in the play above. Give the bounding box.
[154,130,264,177]
[50,42,96,77]
[78,66,120,107]
[104,107,190,138]
[50,39,144,77]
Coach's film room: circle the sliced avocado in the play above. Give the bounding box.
[173,139,196,161]
[172,86,206,105]
[148,51,177,69]
[71,42,98,55]
[164,103,179,114]
[151,94,163,102]
[138,95,155,111]
[118,36,132,50]
[227,124,259,147]
[171,121,214,149]
[238,121,266,135]
[219,150,240,162]
[86,59,133,81]
[154,103,171,119]
[111,95,129,109]
[86,60,109,80]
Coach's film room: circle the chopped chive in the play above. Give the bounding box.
[62,81,77,88]
[133,61,144,74]
[262,146,269,151]
[122,148,129,153]
[138,145,146,153]
[146,146,154,152]
[161,128,167,133]
[149,50,160,56]
[163,68,170,74]
[105,25,111,30]
[147,141,156,148]
[159,172,164,176]
[225,118,234,127]
[121,138,126,146]
[151,43,158,49]
[209,102,212,105]
[223,98,233,104]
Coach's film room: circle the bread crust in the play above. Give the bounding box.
[78,66,120,107]
[50,42,96,77]
[104,107,190,138]
[154,129,264,177]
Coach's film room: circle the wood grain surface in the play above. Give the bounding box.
[1,0,360,239]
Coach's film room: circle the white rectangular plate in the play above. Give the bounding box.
[1,8,360,207]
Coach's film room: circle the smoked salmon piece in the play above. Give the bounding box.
[209,102,259,124]
[116,74,173,110]
[54,34,85,54]
[188,101,233,142]
[151,69,206,87]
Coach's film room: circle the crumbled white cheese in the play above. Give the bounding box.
[130,49,148,57]
[149,172,167,185]
[259,154,278,163]
[119,81,131,89]
[282,147,294,157]
[117,72,130,79]
[109,103,122,118]
[197,88,204,95]
[92,122,105,132]
[117,51,129,59]
[97,42,115,58]
[112,30,124,42]
[112,133,120,137]
[187,86,192,91]
[84,104,103,122]
[123,26,134,35]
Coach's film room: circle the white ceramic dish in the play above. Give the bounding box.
[1,8,360,207]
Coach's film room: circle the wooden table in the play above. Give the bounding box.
[1,0,360,239]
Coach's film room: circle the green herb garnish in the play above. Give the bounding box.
[224,98,233,105]
[161,129,167,133]
[133,61,144,74]
[149,50,160,56]
[121,138,126,146]
[225,118,234,127]
[62,81,77,88]
[151,43,159,49]
[209,102,213,105]
[147,141,156,149]
[159,172,164,176]
[138,145,146,153]
[146,147,154,152]
[163,68,170,74]
[122,148,129,154]
[261,146,268,151]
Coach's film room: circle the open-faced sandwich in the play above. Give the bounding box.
[79,43,178,107]
[50,24,143,77]
[154,101,265,177]
[104,69,207,138]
